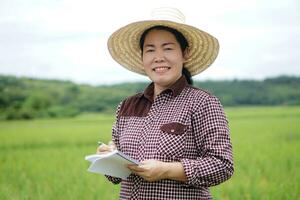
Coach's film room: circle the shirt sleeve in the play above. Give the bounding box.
[105,101,124,184]
[180,95,234,187]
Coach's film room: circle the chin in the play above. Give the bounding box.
[153,76,174,86]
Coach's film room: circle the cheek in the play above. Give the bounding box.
[142,54,151,63]
[142,57,152,73]
[143,66,152,74]
[170,55,184,68]
[142,55,153,69]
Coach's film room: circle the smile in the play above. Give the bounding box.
[153,66,171,73]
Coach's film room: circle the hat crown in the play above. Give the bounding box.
[150,7,186,23]
[108,7,219,77]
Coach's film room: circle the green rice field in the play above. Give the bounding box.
[0,106,299,199]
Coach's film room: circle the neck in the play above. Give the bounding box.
[153,78,178,99]
[154,85,164,99]
[152,76,183,99]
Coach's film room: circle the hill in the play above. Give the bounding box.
[0,75,299,120]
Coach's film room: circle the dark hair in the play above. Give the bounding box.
[139,25,193,85]
[182,67,193,85]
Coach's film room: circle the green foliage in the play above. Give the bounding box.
[195,76,300,106]
[0,75,300,120]
[47,106,80,118]
[0,106,299,199]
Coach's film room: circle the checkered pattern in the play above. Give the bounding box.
[106,77,234,199]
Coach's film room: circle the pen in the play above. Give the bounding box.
[98,141,104,146]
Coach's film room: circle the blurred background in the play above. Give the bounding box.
[0,0,299,199]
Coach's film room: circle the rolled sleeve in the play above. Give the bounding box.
[105,175,122,184]
[181,95,234,187]
[180,158,197,186]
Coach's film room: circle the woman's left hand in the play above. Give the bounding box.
[127,159,168,182]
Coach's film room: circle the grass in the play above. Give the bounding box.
[0,107,299,199]
[211,106,300,200]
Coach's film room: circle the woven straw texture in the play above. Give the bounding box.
[108,20,219,76]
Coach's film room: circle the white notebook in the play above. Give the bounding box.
[85,150,139,179]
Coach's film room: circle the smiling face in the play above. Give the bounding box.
[142,29,186,93]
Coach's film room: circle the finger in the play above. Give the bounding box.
[135,172,154,182]
[96,144,112,153]
[127,165,145,173]
[137,163,152,171]
[140,159,155,165]
[108,141,117,150]
[99,144,111,151]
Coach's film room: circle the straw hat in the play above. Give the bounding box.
[107,7,219,76]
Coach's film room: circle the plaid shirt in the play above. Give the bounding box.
[106,76,234,199]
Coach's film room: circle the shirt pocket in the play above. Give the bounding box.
[156,122,188,160]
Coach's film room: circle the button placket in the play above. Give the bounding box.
[138,92,172,161]
[138,114,153,161]
[152,92,170,109]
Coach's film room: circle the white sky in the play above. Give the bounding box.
[0,0,299,85]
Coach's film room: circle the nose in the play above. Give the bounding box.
[154,57,165,63]
[154,50,165,63]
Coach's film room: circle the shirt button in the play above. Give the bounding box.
[171,129,175,133]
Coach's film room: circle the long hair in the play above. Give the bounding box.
[139,25,193,85]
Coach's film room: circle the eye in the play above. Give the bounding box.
[145,49,154,53]
[164,47,173,51]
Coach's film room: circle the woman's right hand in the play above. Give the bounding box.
[96,141,117,154]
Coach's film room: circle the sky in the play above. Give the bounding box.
[0,0,299,85]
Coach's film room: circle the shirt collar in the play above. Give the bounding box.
[142,76,188,102]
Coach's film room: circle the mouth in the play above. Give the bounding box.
[153,66,171,73]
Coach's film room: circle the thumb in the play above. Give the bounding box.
[108,141,117,150]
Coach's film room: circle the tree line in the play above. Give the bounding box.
[0,75,299,120]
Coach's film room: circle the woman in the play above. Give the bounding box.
[98,8,234,200]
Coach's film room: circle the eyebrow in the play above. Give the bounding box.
[144,42,175,48]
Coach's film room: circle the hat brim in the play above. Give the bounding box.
[107,20,219,76]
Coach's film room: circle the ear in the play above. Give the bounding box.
[183,48,189,62]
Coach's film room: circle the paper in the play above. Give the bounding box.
[85,150,139,179]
